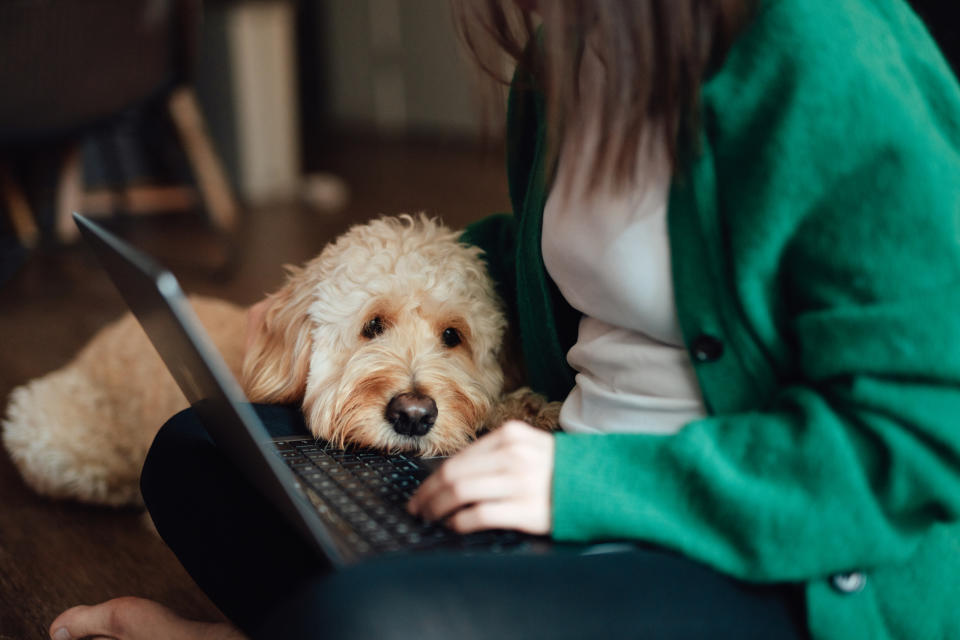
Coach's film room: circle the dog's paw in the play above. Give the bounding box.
[485,387,562,432]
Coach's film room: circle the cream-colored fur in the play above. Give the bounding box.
[243,214,511,455]
[2,214,559,507]
[2,297,244,506]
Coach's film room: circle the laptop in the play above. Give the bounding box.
[73,212,561,568]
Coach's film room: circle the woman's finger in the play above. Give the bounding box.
[410,421,546,511]
[445,498,550,535]
[409,421,555,535]
[408,432,516,513]
[414,473,519,522]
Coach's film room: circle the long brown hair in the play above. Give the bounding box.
[452,0,754,192]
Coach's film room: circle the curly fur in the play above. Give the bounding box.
[2,214,557,507]
[2,297,244,506]
[243,214,509,456]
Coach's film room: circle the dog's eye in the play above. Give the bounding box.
[441,327,462,348]
[362,316,385,339]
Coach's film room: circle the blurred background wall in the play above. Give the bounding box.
[83,0,960,207]
[317,0,480,135]
[195,0,484,204]
[2,0,954,275]
[0,0,496,279]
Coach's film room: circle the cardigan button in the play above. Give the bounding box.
[830,571,867,594]
[691,334,724,363]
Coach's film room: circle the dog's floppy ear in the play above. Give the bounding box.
[241,266,314,403]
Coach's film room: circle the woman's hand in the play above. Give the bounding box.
[407,420,555,535]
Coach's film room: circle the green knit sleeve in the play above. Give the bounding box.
[553,359,960,581]
[551,0,960,584]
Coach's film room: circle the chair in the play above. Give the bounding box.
[0,0,238,249]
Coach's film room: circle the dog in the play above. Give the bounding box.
[2,214,559,507]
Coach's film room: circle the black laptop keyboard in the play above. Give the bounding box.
[273,439,530,558]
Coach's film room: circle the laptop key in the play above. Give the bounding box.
[355,469,378,481]
[340,480,364,493]
[307,479,337,493]
[326,468,351,480]
[279,442,539,556]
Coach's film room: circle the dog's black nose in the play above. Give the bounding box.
[386,392,438,437]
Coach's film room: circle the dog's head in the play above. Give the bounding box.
[242,214,506,456]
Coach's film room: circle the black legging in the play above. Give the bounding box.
[140,405,810,640]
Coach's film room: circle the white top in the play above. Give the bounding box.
[540,44,707,435]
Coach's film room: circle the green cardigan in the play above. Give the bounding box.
[461,0,960,638]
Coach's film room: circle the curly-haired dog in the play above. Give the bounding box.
[2,215,559,507]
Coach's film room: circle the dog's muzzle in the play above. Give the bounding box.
[385,392,438,437]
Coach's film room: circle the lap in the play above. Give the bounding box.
[142,406,808,640]
[260,548,807,640]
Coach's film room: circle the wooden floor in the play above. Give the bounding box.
[0,137,510,640]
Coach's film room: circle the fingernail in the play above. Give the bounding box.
[52,628,71,640]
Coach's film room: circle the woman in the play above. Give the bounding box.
[51,0,960,638]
